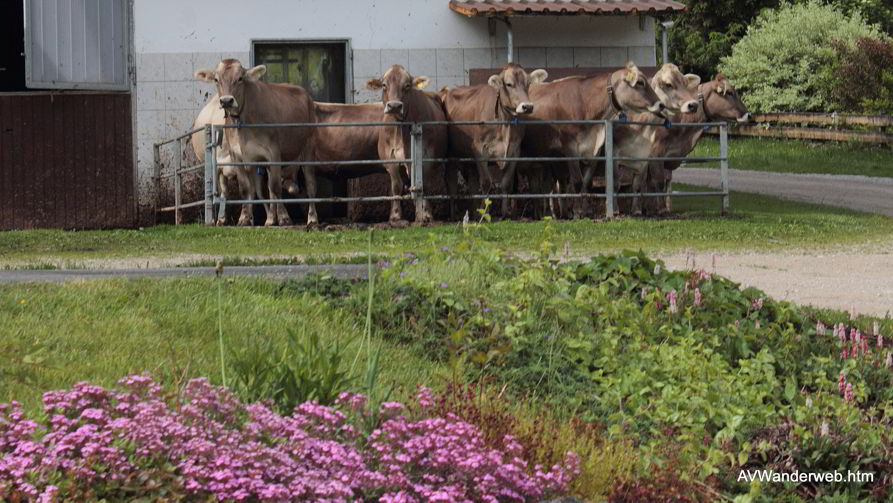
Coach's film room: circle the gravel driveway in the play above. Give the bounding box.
[674,168,893,217]
[670,168,892,316]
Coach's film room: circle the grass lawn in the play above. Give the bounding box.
[0,276,445,415]
[692,136,893,177]
[1,184,891,266]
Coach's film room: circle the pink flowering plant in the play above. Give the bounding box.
[0,375,578,502]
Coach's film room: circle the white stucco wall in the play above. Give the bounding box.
[133,0,657,212]
[133,0,655,52]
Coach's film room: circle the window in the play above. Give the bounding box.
[252,40,349,103]
[22,0,131,91]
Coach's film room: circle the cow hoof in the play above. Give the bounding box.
[278,216,293,227]
[215,218,226,226]
[264,218,276,227]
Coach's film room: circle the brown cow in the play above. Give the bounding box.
[521,62,666,218]
[440,63,548,217]
[298,102,384,223]
[195,59,315,226]
[366,65,448,223]
[610,64,703,215]
[643,74,751,214]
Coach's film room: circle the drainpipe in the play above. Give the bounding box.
[503,17,513,63]
[661,19,674,65]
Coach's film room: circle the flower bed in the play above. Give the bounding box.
[0,376,578,502]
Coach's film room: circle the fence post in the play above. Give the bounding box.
[605,120,615,219]
[203,124,215,226]
[175,137,183,225]
[720,123,730,215]
[409,123,425,207]
[153,142,161,217]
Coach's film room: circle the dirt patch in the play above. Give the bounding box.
[655,239,893,317]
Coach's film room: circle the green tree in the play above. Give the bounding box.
[665,0,778,78]
[718,1,885,112]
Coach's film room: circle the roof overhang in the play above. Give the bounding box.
[449,0,687,17]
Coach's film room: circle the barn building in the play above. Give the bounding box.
[0,0,685,230]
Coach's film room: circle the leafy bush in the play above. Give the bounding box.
[719,1,886,112]
[227,329,353,413]
[0,376,579,502]
[828,37,893,114]
[300,227,893,500]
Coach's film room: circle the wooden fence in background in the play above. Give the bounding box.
[714,112,893,143]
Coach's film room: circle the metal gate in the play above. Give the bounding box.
[154,119,730,224]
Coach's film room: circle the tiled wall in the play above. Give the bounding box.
[351,45,656,103]
[135,45,655,208]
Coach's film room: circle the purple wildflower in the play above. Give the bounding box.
[751,298,763,310]
[839,371,846,394]
[693,288,702,307]
[845,383,854,403]
[667,290,678,314]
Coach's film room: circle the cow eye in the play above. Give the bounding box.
[664,82,674,89]
[506,82,513,88]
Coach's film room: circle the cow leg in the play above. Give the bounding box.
[266,165,293,227]
[570,160,590,219]
[445,161,459,221]
[302,165,319,226]
[253,169,273,225]
[216,169,230,226]
[235,166,255,226]
[386,163,404,223]
[498,161,518,218]
[631,166,645,216]
[413,161,435,224]
[662,167,674,215]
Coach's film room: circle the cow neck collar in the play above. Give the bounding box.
[697,89,711,122]
[606,79,624,115]
[494,90,517,124]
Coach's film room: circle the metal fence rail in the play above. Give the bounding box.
[154,118,731,225]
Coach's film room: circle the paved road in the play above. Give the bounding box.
[0,264,368,284]
[674,168,893,217]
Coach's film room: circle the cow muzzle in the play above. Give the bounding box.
[648,102,666,115]
[219,95,238,109]
[515,102,534,115]
[384,101,404,116]
[737,113,752,123]
[683,100,699,113]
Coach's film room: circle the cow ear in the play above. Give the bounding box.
[488,74,503,89]
[684,73,701,89]
[195,69,216,83]
[716,85,727,96]
[625,70,638,85]
[366,79,384,90]
[529,69,548,85]
[245,65,267,81]
[413,76,430,89]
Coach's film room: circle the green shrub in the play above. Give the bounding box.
[719,1,885,112]
[828,37,893,114]
[227,329,353,413]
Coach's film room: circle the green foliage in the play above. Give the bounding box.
[226,329,353,413]
[828,37,893,114]
[667,0,778,77]
[719,1,885,112]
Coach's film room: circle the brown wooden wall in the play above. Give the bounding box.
[0,92,135,230]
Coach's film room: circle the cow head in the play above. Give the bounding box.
[701,73,751,122]
[651,63,701,114]
[610,62,666,116]
[195,59,266,120]
[366,65,429,120]
[488,63,548,116]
